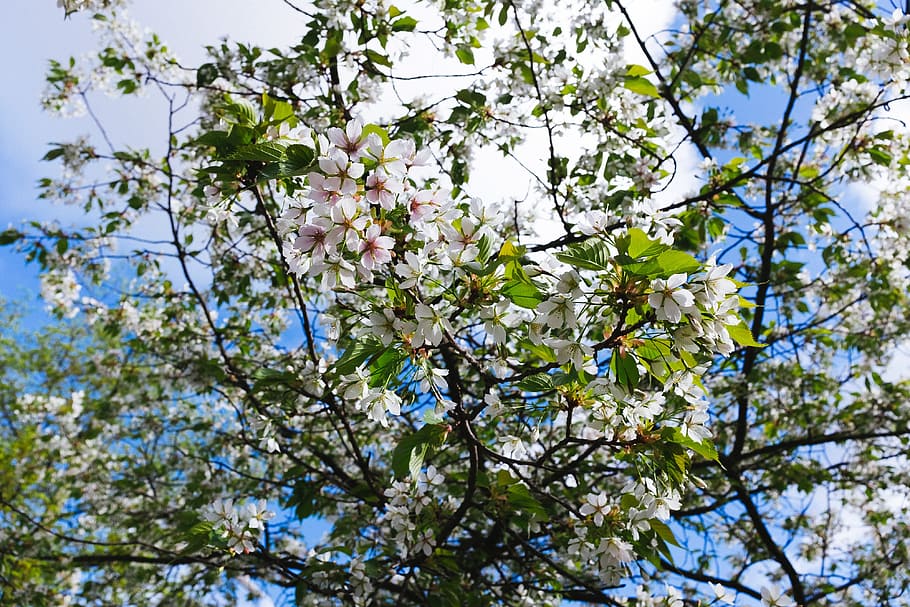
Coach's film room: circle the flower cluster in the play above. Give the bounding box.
[21,0,910,603]
[57,0,127,13]
[380,465,448,559]
[281,122,506,284]
[200,498,275,555]
[284,121,428,279]
[40,269,83,319]
[568,478,682,584]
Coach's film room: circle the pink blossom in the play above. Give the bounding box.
[330,198,368,250]
[326,119,373,160]
[294,218,340,262]
[307,171,343,206]
[318,148,363,195]
[359,224,394,271]
[365,170,403,209]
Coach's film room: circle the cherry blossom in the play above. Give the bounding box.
[294,218,340,262]
[358,224,395,272]
[327,119,374,160]
[761,585,796,607]
[580,492,611,526]
[649,273,696,323]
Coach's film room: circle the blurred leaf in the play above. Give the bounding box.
[392,424,448,479]
[196,62,219,87]
[726,322,763,348]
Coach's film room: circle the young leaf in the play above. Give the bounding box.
[669,428,719,462]
[623,76,660,98]
[625,228,668,259]
[391,16,417,31]
[503,277,543,308]
[516,373,555,392]
[656,250,701,275]
[626,64,652,77]
[726,322,763,348]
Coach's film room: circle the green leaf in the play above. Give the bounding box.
[280,144,316,175]
[516,373,555,392]
[498,240,525,261]
[507,482,549,522]
[477,234,492,264]
[742,41,764,63]
[287,481,320,519]
[228,141,287,162]
[650,518,680,547]
[323,29,343,58]
[361,124,390,147]
[669,427,719,462]
[556,238,613,271]
[0,229,22,246]
[623,76,660,98]
[626,64,652,77]
[518,339,557,364]
[503,278,544,308]
[391,424,449,479]
[188,520,214,537]
[391,16,418,31]
[611,350,640,388]
[637,338,675,379]
[365,49,393,68]
[867,147,892,167]
[42,147,65,161]
[195,130,231,149]
[116,79,138,94]
[456,88,487,107]
[501,253,543,308]
[225,100,258,126]
[726,322,763,348]
[743,66,761,82]
[368,348,405,388]
[424,409,446,425]
[764,41,783,60]
[333,336,386,375]
[252,367,299,388]
[625,228,667,258]
[262,92,295,123]
[455,46,475,65]
[656,250,701,275]
[843,22,866,45]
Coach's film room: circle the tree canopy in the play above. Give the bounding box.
[3,0,910,605]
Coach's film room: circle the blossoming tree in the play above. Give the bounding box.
[3,0,910,605]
